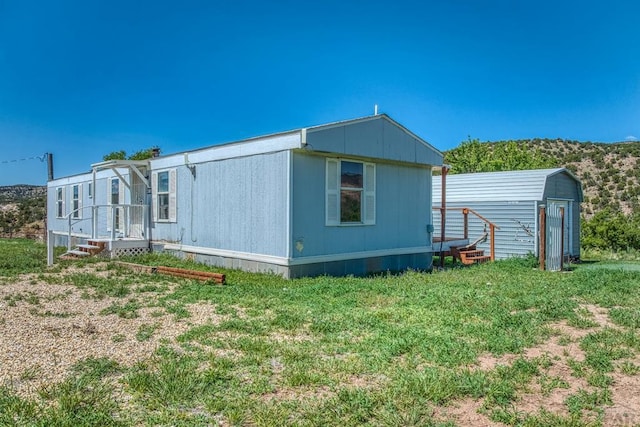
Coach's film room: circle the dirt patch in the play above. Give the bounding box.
[439,304,640,426]
[435,398,497,427]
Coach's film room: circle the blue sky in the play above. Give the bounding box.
[1,0,638,186]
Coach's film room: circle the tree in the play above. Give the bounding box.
[103,150,127,161]
[0,209,19,238]
[129,148,157,160]
[582,209,640,251]
[102,147,158,162]
[445,138,556,174]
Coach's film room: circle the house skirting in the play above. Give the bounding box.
[158,243,433,278]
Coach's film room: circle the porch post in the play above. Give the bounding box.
[539,205,546,271]
[47,230,54,266]
[92,168,97,239]
[559,207,565,271]
[440,166,448,268]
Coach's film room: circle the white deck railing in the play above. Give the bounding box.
[65,204,149,251]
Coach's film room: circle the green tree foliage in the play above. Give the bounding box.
[102,148,158,161]
[445,138,556,174]
[582,209,640,251]
[102,150,127,161]
[128,148,157,160]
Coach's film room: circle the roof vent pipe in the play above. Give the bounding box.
[374,104,378,115]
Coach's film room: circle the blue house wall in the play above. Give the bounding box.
[151,150,290,260]
[47,114,443,277]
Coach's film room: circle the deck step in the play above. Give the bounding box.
[77,244,102,250]
[459,249,491,265]
[64,250,91,257]
[465,255,491,262]
[76,244,104,255]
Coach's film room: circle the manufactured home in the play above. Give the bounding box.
[48,114,444,278]
[432,168,583,261]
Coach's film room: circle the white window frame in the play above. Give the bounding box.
[326,158,376,226]
[107,178,124,231]
[56,186,65,218]
[152,169,177,223]
[71,184,82,219]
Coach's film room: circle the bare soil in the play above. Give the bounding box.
[438,304,640,426]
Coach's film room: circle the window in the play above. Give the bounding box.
[88,182,93,199]
[56,187,65,218]
[157,171,170,220]
[107,178,122,231]
[71,184,82,219]
[111,179,120,205]
[340,161,363,222]
[326,159,375,226]
[152,169,177,222]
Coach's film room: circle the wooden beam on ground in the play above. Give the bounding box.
[116,262,226,284]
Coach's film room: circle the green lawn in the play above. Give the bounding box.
[1,240,640,426]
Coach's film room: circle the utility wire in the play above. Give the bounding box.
[0,153,48,164]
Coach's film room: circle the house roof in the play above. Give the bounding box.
[151,114,443,169]
[433,168,583,203]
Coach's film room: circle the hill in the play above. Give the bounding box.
[0,186,46,239]
[444,138,640,219]
[0,185,47,203]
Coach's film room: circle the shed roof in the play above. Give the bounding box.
[433,168,583,203]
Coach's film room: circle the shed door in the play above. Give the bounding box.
[546,200,570,271]
[548,200,570,256]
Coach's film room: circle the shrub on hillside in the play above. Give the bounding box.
[582,210,640,251]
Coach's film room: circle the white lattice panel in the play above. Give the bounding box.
[112,247,149,258]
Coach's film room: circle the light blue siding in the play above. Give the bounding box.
[307,116,442,166]
[152,151,289,257]
[47,173,95,236]
[47,170,135,239]
[291,152,432,258]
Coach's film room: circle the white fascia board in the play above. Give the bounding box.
[48,168,130,188]
[48,172,94,187]
[94,168,129,180]
[91,159,149,169]
[150,132,303,170]
[160,243,433,266]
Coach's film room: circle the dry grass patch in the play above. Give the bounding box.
[0,268,222,398]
